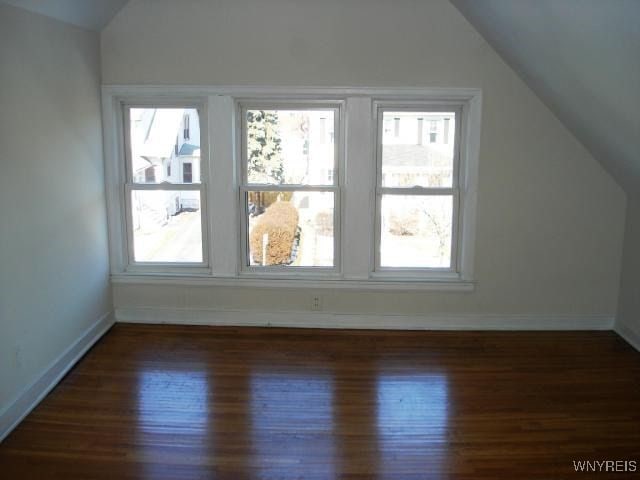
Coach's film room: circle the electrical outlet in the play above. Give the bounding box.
[311,295,323,311]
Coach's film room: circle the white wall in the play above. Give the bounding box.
[0,5,111,413]
[102,0,626,321]
[616,195,640,345]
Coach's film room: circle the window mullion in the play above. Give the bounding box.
[342,96,375,280]
[209,95,238,276]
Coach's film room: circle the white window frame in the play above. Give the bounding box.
[114,98,211,273]
[237,100,344,276]
[102,86,481,291]
[373,103,463,278]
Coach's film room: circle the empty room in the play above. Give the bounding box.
[1,0,639,478]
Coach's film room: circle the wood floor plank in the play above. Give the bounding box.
[1,324,639,479]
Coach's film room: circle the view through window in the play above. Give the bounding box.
[378,110,457,269]
[112,92,477,281]
[127,107,204,263]
[242,108,338,269]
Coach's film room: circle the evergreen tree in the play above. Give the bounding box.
[247,110,283,185]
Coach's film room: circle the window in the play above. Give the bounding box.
[124,105,207,266]
[239,104,340,271]
[443,117,450,144]
[429,120,438,143]
[104,87,479,288]
[326,168,334,184]
[319,117,327,144]
[144,166,156,183]
[376,106,460,273]
[183,162,193,183]
[417,117,424,145]
[183,113,190,140]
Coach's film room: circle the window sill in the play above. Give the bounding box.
[110,273,475,292]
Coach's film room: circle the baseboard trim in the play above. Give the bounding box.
[115,307,614,331]
[615,323,640,352]
[0,312,115,443]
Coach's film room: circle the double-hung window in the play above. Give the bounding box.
[123,103,208,267]
[375,104,461,275]
[105,88,480,288]
[238,102,341,272]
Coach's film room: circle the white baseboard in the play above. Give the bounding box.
[615,322,640,352]
[0,312,115,443]
[116,307,614,331]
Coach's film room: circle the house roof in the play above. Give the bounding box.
[132,108,183,160]
[179,143,200,157]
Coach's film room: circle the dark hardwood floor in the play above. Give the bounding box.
[1,324,639,479]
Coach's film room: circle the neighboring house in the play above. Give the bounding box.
[130,108,201,231]
[285,111,453,205]
[282,111,335,215]
[381,112,455,188]
[379,112,456,263]
[306,112,335,186]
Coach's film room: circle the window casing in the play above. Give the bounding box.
[103,87,480,289]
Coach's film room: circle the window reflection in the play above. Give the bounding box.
[377,373,449,477]
[251,371,335,479]
[137,370,210,477]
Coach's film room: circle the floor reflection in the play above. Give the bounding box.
[137,369,211,477]
[250,370,335,479]
[377,373,449,478]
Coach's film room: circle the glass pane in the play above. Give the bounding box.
[380,195,453,268]
[247,191,334,267]
[129,108,201,184]
[131,190,202,263]
[381,111,455,188]
[246,109,335,185]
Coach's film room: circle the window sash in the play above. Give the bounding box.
[374,191,459,274]
[376,186,456,196]
[238,102,342,187]
[121,101,210,270]
[238,101,343,274]
[238,186,341,274]
[374,103,463,274]
[123,103,206,186]
[124,184,209,270]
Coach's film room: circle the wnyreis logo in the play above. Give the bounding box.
[573,460,637,472]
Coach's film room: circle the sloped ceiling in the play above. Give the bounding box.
[451,0,640,193]
[3,0,638,192]
[1,0,128,30]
